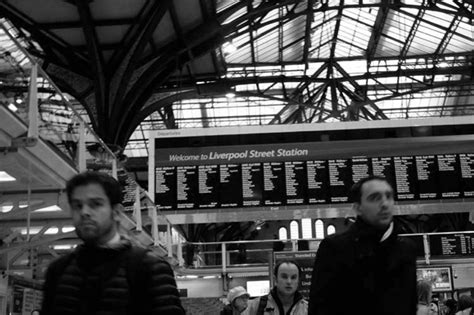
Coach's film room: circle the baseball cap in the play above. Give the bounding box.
[227,286,250,304]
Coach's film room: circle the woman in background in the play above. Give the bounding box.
[417,280,433,315]
[221,286,250,315]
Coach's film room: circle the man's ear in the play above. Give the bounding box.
[352,202,361,216]
[112,203,123,223]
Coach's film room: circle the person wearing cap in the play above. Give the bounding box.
[221,286,250,315]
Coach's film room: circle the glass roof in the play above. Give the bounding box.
[125,1,473,157]
[0,1,471,160]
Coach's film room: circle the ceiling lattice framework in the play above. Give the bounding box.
[0,0,472,158]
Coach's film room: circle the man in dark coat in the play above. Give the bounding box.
[308,176,417,315]
[41,171,185,315]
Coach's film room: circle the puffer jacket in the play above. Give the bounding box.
[244,287,308,315]
[41,239,185,315]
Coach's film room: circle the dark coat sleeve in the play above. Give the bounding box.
[308,238,340,315]
[40,254,72,315]
[142,251,185,315]
[40,262,56,315]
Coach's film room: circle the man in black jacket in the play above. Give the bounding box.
[41,171,185,315]
[308,176,417,315]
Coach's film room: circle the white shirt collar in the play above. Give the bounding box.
[380,222,394,243]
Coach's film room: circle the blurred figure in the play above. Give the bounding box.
[456,295,473,315]
[41,172,185,315]
[309,176,417,315]
[430,302,438,315]
[246,260,307,314]
[416,280,433,315]
[221,286,250,315]
[445,299,457,315]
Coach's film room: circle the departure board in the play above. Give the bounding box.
[459,153,474,197]
[285,161,307,205]
[263,162,285,206]
[437,154,461,198]
[328,159,352,203]
[197,165,219,208]
[394,156,418,201]
[176,166,198,209]
[352,157,371,184]
[429,233,474,257]
[154,151,474,211]
[415,155,439,199]
[242,163,263,207]
[155,166,176,210]
[307,160,330,204]
[371,157,396,191]
[219,164,242,207]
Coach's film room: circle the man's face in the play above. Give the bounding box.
[69,183,119,245]
[274,263,299,298]
[354,179,394,229]
[233,295,249,313]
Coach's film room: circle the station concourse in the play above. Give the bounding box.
[0,1,473,314]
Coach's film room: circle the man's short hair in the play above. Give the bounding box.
[273,259,302,278]
[349,175,392,203]
[66,171,123,205]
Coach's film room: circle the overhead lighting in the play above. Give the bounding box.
[7,103,18,112]
[225,92,236,98]
[45,227,59,234]
[222,41,237,55]
[0,171,16,182]
[62,226,75,233]
[51,244,76,250]
[0,202,13,213]
[34,205,62,212]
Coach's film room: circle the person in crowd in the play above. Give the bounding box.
[245,260,307,315]
[308,176,417,315]
[430,302,439,315]
[445,299,457,315]
[41,171,185,315]
[221,286,251,315]
[456,295,473,315]
[416,280,433,315]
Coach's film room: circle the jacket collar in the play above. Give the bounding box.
[350,217,396,243]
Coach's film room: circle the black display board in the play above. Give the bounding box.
[176,166,198,209]
[154,153,474,211]
[263,162,286,206]
[285,161,307,205]
[437,154,461,198]
[429,233,474,257]
[274,251,317,299]
[394,156,418,200]
[307,160,330,204]
[459,153,474,197]
[415,155,439,199]
[155,166,176,210]
[219,164,242,207]
[197,165,219,208]
[242,163,263,207]
[328,159,352,203]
